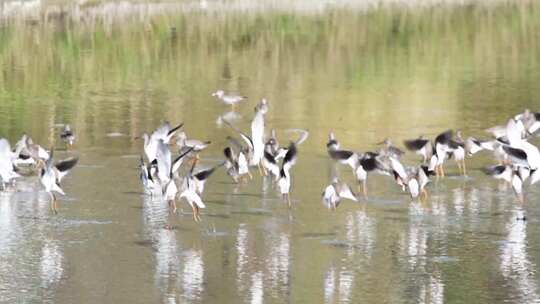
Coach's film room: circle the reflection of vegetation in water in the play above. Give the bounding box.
[0,2,539,145]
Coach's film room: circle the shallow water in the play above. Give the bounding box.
[1,0,540,303]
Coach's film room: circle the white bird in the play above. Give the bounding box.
[250,100,267,171]
[139,156,159,196]
[403,136,433,164]
[263,129,309,181]
[326,132,340,150]
[179,162,206,222]
[483,165,525,204]
[449,131,467,175]
[176,131,211,155]
[157,147,194,212]
[0,138,20,189]
[223,147,241,183]
[223,137,253,182]
[354,152,388,197]
[212,90,246,108]
[326,132,358,170]
[223,112,267,175]
[40,150,78,214]
[277,142,297,208]
[140,122,183,162]
[322,178,357,210]
[60,124,75,147]
[191,162,224,195]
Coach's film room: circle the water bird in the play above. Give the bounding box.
[378,138,405,159]
[155,144,194,212]
[192,161,225,195]
[223,145,251,183]
[39,150,78,214]
[389,157,432,199]
[139,122,183,162]
[222,104,267,175]
[0,138,20,189]
[322,178,358,210]
[139,156,159,196]
[326,132,358,170]
[429,130,453,177]
[212,90,246,109]
[403,136,433,164]
[13,134,49,168]
[354,152,388,197]
[263,129,309,181]
[449,131,467,176]
[278,142,297,208]
[465,137,495,156]
[176,131,211,157]
[60,124,75,148]
[180,161,206,222]
[483,165,525,204]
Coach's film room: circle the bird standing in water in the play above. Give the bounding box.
[212,90,247,109]
[60,125,75,148]
[40,150,78,214]
[403,136,433,164]
[278,142,297,208]
[449,131,467,176]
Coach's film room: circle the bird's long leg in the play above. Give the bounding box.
[54,194,59,214]
[247,171,253,180]
[462,160,467,176]
[440,165,445,178]
[422,188,429,200]
[52,193,58,214]
[363,180,368,198]
[258,163,266,177]
[191,204,198,222]
[196,206,202,222]
[457,161,462,176]
[169,200,177,214]
[517,193,525,206]
[49,192,54,212]
[286,194,291,209]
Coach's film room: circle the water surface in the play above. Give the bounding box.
[1,1,540,303]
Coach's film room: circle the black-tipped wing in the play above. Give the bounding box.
[403,139,429,151]
[264,150,277,164]
[172,147,194,175]
[194,165,219,181]
[420,165,435,176]
[326,139,339,149]
[167,123,184,137]
[482,165,507,176]
[223,120,254,150]
[435,130,453,145]
[359,157,378,172]
[328,150,354,161]
[224,147,236,162]
[283,143,297,164]
[503,145,528,161]
[55,157,78,172]
[448,139,464,150]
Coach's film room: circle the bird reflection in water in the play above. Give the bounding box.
[499,208,539,302]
